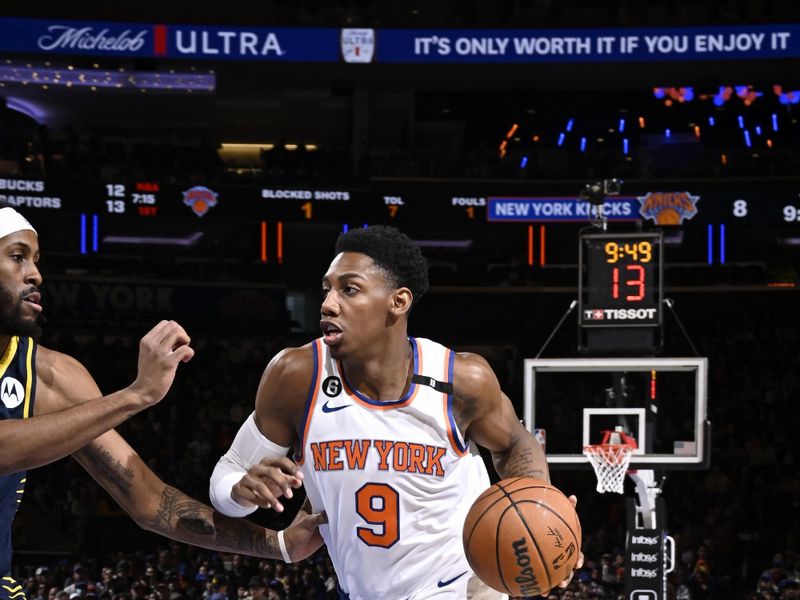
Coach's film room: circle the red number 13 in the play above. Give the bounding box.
[612,265,645,301]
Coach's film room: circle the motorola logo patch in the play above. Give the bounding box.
[1,377,24,409]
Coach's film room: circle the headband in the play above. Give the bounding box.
[0,207,37,239]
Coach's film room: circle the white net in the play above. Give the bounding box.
[583,444,634,494]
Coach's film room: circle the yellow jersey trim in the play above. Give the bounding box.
[23,337,33,419]
[0,337,19,380]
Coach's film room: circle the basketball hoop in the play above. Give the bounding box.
[583,428,637,494]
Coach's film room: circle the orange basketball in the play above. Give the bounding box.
[462,477,582,597]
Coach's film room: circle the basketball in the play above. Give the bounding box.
[462,477,582,597]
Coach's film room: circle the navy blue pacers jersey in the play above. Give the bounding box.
[0,336,37,590]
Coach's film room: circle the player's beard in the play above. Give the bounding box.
[0,282,42,340]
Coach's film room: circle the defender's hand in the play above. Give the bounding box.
[283,508,327,562]
[130,320,194,406]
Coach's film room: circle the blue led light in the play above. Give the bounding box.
[342,224,349,233]
[737,115,745,129]
[684,87,694,102]
[618,118,625,133]
[744,130,752,147]
[654,88,665,99]
[772,113,779,131]
[719,224,726,265]
[665,128,671,139]
[566,118,574,132]
[708,116,715,126]
[580,137,587,152]
[520,156,528,168]
[92,214,98,252]
[623,138,629,155]
[755,125,762,136]
[80,214,87,254]
[707,224,713,265]
[557,133,566,146]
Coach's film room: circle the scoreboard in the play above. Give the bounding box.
[579,232,663,328]
[2,176,800,226]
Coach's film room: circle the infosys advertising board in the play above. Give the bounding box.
[1,18,800,63]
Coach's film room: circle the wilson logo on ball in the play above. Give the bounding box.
[511,538,541,596]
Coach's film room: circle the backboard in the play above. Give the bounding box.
[523,357,709,470]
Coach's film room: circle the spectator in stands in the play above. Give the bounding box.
[245,577,266,600]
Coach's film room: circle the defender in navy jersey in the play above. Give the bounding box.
[0,335,36,595]
[211,226,584,599]
[0,207,323,593]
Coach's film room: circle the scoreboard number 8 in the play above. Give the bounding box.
[733,199,748,217]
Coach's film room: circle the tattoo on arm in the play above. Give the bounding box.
[148,486,278,557]
[496,447,548,481]
[82,445,134,497]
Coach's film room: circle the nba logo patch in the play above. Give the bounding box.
[341,28,375,63]
[1,377,24,409]
[182,186,219,217]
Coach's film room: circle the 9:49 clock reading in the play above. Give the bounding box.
[604,240,653,263]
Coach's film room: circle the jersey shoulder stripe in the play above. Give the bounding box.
[295,339,322,466]
[442,347,468,456]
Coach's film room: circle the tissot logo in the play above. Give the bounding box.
[1,377,24,409]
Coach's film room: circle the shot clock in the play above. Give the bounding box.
[579,231,663,328]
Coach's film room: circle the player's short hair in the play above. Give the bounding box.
[335,225,429,306]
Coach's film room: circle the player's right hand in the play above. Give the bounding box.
[231,457,304,513]
[129,320,195,407]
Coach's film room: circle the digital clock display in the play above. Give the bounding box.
[579,232,663,328]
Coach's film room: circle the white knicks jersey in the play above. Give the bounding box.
[297,337,490,600]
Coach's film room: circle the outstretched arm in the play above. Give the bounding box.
[74,431,325,560]
[0,321,193,475]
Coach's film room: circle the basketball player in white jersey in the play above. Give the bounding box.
[210,226,582,599]
[0,206,325,595]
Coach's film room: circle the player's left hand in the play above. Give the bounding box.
[553,494,584,591]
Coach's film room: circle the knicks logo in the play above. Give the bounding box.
[637,192,699,225]
[0,377,24,409]
[182,186,219,217]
